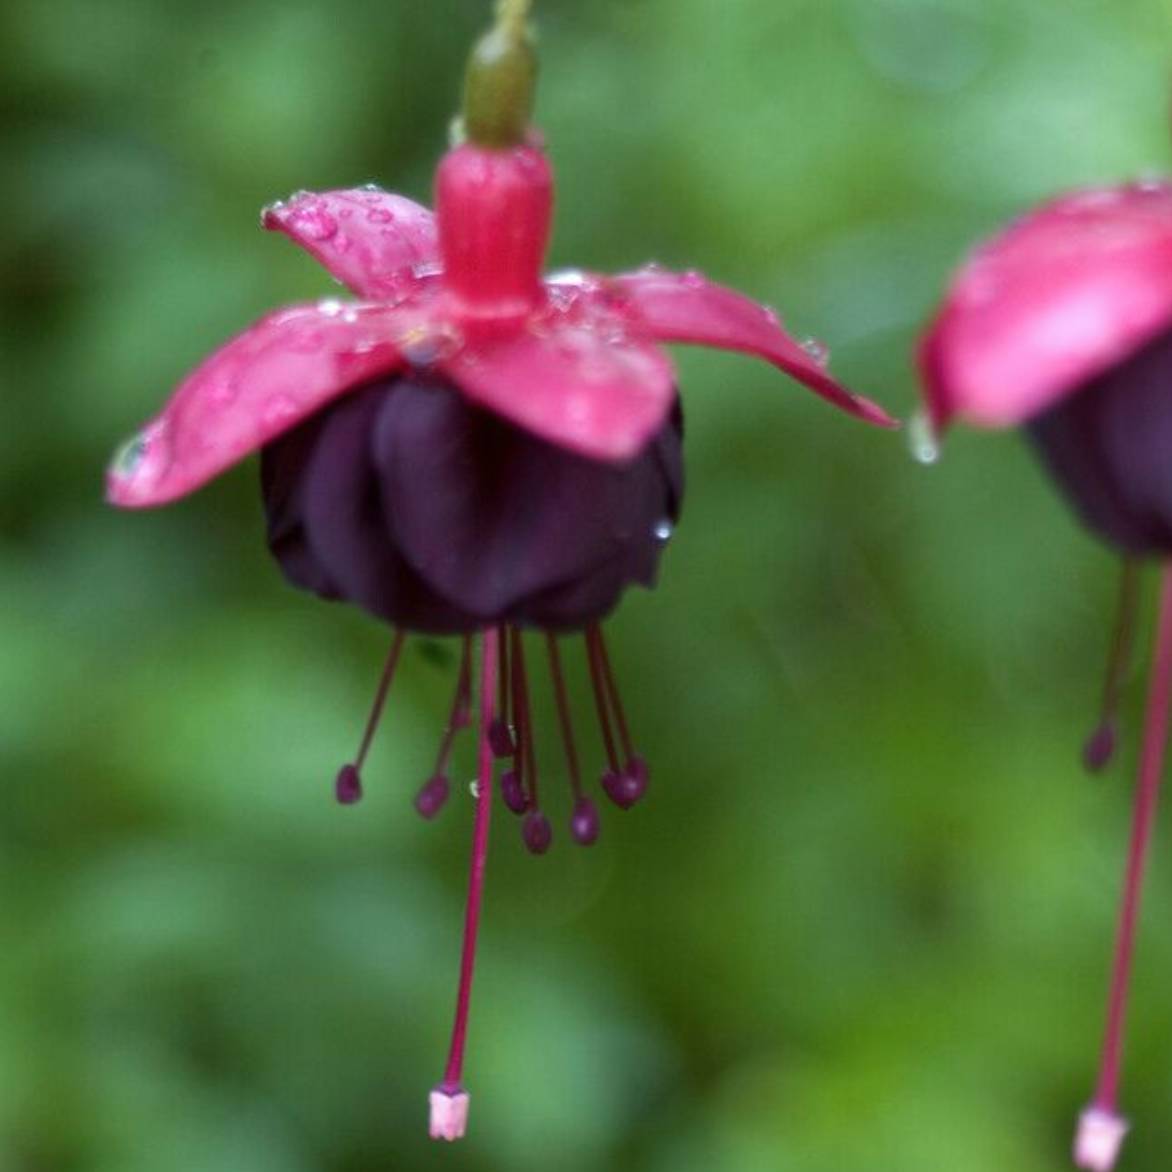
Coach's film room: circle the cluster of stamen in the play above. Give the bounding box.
[329,620,648,1140]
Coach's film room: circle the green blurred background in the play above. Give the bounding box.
[5,0,1172,1169]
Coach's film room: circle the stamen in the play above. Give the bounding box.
[511,629,549,848]
[430,627,500,1143]
[586,625,647,809]
[1084,561,1141,772]
[1075,565,1172,1170]
[334,629,407,804]
[415,637,473,820]
[546,633,599,846]
[490,623,516,758]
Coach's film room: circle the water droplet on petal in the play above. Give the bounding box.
[908,408,941,465]
[317,298,345,317]
[682,269,705,289]
[111,431,148,477]
[288,202,338,241]
[653,518,674,543]
[263,394,299,429]
[800,337,830,367]
[400,323,463,367]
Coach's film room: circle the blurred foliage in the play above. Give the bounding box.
[4,0,1172,1169]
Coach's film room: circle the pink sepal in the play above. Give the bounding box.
[921,182,1172,430]
[106,300,422,507]
[262,188,438,299]
[442,323,676,462]
[611,268,898,428]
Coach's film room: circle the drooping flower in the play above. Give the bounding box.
[920,178,1172,1172]
[107,0,896,1142]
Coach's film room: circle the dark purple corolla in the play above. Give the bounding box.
[921,180,1172,1171]
[108,0,895,1142]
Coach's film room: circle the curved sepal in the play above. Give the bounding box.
[610,268,898,428]
[442,326,676,461]
[107,301,418,507]
[262,188,439,298]
[922,182,1172,430]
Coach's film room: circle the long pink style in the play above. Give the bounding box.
[429,629,499,1142]
[1076,566,1172,1172]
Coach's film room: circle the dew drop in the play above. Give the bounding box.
[800,337,830,367]
[262,394,299,429]
[317,298,345,317]
[682,269,705,289]
[908,408,941,465]
[288,203,338,241]
[653,518,674,542]
[400,323,463,367]
[359,182,384,193]
[111,431,148,477]
[469,780,480,799]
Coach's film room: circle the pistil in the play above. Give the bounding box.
[1076,565,1172,1171]
[430,628,500,1142]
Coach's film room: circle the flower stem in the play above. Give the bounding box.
[441,628,499,1092]
[1077,564,1172,1169]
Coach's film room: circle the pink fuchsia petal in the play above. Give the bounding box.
[106,299,446,508]
[441,322,676,461]
[609,268,898,428]
[921,182,1172,431]
[262,188,439,299]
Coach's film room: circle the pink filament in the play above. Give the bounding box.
[353,629,407,769]
[545,634,583,799]
[1091,564,1172,1112]
[441,628,499,1091]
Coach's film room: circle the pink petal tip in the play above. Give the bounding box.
[429,1087,470,1142]
[1074,1106,1129,1172]
[921,181,1172,431]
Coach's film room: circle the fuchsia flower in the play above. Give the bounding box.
[921,179,1172,1171]
[108,1,895,1142]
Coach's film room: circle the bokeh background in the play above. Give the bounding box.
[4,0,1172,1169]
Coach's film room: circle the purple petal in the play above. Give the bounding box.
[262,188,439,298]
[609,269,898,428]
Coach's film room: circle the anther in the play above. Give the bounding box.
[499,768,528,814]
[570,797,600,845]
[334,629,407,805]
[416,775,451,819]
[522,809,552,855]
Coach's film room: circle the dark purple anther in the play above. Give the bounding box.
[488,718,516,758]
[522,810,552,855]
[500,769,527,814]
[602,765,646,810]
[1084,722,1118,773]
[335,764,363,805]
[415,774,451,819]
[570,798,600,846]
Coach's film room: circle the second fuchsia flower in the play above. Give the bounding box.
[107,0,896,1144]
[922,176,1172,1170]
